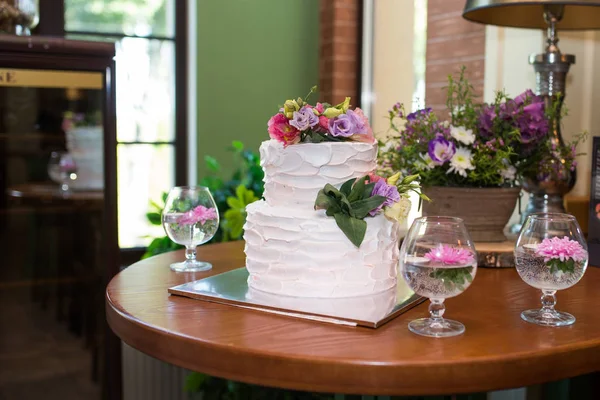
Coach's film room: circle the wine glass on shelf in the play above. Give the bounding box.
[162,186,219,272]
[47,151,77,193]
[399,216,477,337]
[514,213,588,327]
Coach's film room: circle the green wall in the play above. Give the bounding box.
[197,0,320,180]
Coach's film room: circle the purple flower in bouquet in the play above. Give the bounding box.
[328,113,356,137]
[478,105,495,138]
[428,135,455,164]
[290,106,319,131]
[514,89,540,106]
[406,107,432,121]
[369,179,400,216]
[518,100,548,144]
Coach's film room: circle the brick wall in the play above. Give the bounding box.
[426,0,485,111]
[319,0,361,105]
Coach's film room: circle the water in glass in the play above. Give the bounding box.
[514,213,588,326]
[400,216,477,338]
[162,186,219,272]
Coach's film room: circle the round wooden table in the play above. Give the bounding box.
[106,241,600,396]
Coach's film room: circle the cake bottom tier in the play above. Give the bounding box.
[243,200,399,298]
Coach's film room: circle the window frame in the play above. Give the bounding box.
[37,1,189,252]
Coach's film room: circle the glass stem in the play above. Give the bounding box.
[185,246,196,263]
[429,299,446,327]
[541,289,557,316]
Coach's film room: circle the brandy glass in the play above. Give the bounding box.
[514,213,588,326]
[47,151,77,192]
[162,186,219,272]
[400,216,477,337]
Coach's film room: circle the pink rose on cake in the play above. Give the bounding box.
[268,113,300,147]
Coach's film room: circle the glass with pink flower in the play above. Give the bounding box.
[400,216,477,337]
[515,213,588,326]
[162,186,219,272]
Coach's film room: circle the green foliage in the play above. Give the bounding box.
[429,267,474,292]
[315,177,386,247]
[547,258,576,275]
[185,373,335,400]
[141,141,263,259]
[221,185,259,241]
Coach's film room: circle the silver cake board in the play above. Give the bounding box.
[168,268,425,328]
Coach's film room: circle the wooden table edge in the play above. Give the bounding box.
[105,289,600,396]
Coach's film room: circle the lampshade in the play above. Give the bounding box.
[463,0,600,30]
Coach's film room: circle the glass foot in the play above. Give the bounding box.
[169,260,212,273]
[408,318,465,338]
[521,309,575,327]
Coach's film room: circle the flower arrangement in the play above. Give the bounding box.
[534,236,587,274]
[267,86,375,146]
[314,173,424,247]
[379,67,559,188]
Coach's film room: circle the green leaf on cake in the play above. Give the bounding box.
[347,176,366,202]
[364,182,375,197]
[323,184,343,199]
[340,178,354,196]
[334,213,367,247]
[350,195,387,219]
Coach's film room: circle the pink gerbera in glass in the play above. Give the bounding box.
[534,236,587,263]
[177,205,217,226]
[424,244,475,265]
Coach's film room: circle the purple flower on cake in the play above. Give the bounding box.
[177,205,217,226]
[535,236,587,263]
[369,179,400,216]
[349,108,376,143]
[289,106,319,131]
[424,244,475,266]
[428,135,455,164]
[328,113,356,137]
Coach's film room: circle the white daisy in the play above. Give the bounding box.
[446,147,475,177]
[450,125,475,145]
[417,153,438,170]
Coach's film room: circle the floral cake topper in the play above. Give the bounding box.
[267,86,375,147]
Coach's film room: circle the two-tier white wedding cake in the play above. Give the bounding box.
[243,90,412,299]
[244,140,400,298]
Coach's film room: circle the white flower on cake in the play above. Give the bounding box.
[446,147,474,178]
[450,125,475,145]
[384,196,411,223]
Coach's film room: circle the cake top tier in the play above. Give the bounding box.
[261,140,377,207]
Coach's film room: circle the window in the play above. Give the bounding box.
[39,0,188,249]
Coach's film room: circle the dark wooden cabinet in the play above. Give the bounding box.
[0,36,119,399]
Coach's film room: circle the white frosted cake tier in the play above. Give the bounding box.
[260,139,377,207]
[244,200,399,298]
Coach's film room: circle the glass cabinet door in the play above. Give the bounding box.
[0,68,105,399]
